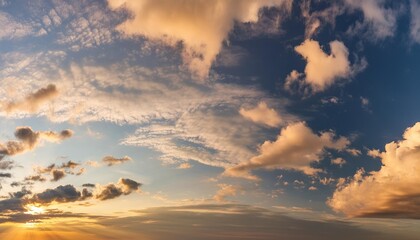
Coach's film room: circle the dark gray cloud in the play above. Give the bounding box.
[32,185,82,204]
[82,183,95,188]
[0,173,11,178]
[3,84,59,113]
[51,169,66,182]
[95,184,123,201]
[24,175,46,182]
[95,178,141,201]
[102,155,132,166]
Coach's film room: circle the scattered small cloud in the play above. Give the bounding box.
[331,157,346,167]
[285,39,363,93]
[95,178,141,201]
[213,184,238,202]
[102,156,132,166]
[239,102,282,128]
[177,163,192,169]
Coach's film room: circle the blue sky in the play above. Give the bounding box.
[0,0,420,239]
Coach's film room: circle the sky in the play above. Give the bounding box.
[0,0,420,239]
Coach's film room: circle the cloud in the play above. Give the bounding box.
[95,178,141,201]
[0,160,15,170]
[123,106,272,168]
[286,39,353,93]
[410,0,420,43]
[331,157,346,167]
[0,173,11,178]
[0,12,34,40]
[51,169,66,182]
[239,102,282,127]
[31,185,82,205]
[82,183,96,188]
[24,175,46,183]
[344,0,400,39]
[0,127,73,158]
[102,155,132,166]
[177,163,192,169]
[31,160,84,182]
[328,122,420,219]
[2,84,59,114]
[108,0,290,79]
[225,122,350,180]
[94,204,409,240]
[213,184,238,202]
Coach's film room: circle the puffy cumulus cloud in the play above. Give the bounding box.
[213,184,238,202]
[328,122,420,219]
[95,178,141,201]
[107,0,290,79]
[1,84,59,114]
[344,0,400,39]
[239,102,282,127]
[225,122,350,180]
[31,185,82,205]
[0,127,73,158]
[102,155,132,166]
[286,39,356,93]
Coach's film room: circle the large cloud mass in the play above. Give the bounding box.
[329,122,420,219]
[107,0,291,79]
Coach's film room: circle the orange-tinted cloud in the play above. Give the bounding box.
[225,122,349,180]
[108,0,291,79]
[2,84,59,113]
[328,122,420,219]
[239,102,282,127]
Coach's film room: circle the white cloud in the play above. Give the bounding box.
[286,39,352,93]
[225,122,350,180]
[239,102,282,127]
[328,122,420,219]
[107,0,290,79]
